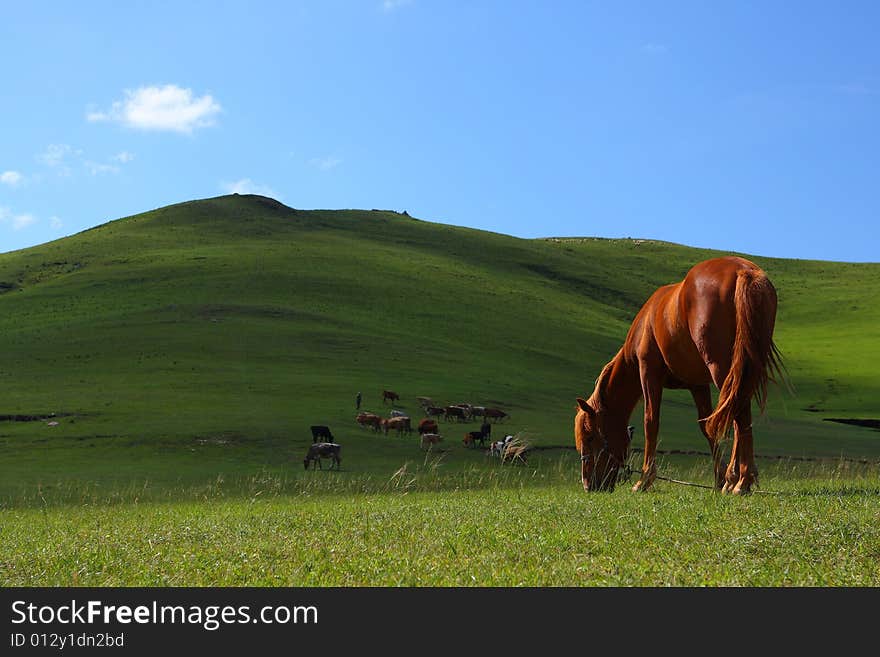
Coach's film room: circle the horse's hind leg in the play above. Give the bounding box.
[690,386,724,490]
[731,408,757,495]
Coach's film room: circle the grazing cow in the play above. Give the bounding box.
[382,390,400,405]
[390,409,408,418]
[417,397,434,409]
[471,406,486,419]
[310,425,334,443]
[420,433,443,450]
[463,423,492,448]
[383,416,412,437]
[356,412,383,432]
[418,418,438,435]
[453,403,474,420]
[303,442,342,470]
[484,408,508,422]
[425,406,446,419]
[444,405,467,422]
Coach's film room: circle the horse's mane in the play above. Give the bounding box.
[588,350,622,413]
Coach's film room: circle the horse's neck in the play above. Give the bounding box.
[591,352,642,424]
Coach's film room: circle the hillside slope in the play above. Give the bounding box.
[1,194,877,496]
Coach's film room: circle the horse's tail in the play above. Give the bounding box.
[705,268,786,440]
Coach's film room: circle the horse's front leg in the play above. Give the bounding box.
[633,364,663,492]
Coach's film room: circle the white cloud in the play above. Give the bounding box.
[1,170,23,186]
[50,216,63,229]
[88,84,221,133]
[382,0,412,11]
[112,151,135,163]
[308,156,342,171]
[0,209,37,231]
[221,178,277,197]
[13,214,36,230]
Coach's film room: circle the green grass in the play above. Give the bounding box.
[2,456,879,586]
[0,193,878,586]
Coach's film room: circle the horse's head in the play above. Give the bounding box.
[574,398,630,492]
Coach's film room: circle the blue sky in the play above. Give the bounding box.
[2,1,878,261]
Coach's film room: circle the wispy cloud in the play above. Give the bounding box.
[221,178,277,198]
[38,143,79,169]
[36,145,133,177]
[84,160,120,176]
[88,84,222,133]
[50,216,63,230]
[88,150,136,174]
[382,0,412,11]
[0,207,37,231]
[0,170,23,187]
[308,156,342,171]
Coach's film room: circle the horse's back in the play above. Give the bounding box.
[682,257,773,350]
[628,257,772,385]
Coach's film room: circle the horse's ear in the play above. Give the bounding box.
[576,398,593,415]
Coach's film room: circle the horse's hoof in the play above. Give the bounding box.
[721,482,732,494]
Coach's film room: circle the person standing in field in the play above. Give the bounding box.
[356,391,362,410]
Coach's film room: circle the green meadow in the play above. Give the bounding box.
[1,194,878,585]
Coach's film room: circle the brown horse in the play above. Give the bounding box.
[574,257,784,495]
[382,390,400,405]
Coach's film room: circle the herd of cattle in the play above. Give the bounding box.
[303,390,519,470]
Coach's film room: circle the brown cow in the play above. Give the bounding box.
[418,418,438,435]
[356,412,382,432]
[382,390,400,404]
[383,416,412,437]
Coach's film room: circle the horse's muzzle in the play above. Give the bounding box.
[581,457,619,492]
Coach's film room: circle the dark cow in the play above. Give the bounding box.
[463,423,492,448]
[303,442,342,470]
[382,390,400,405]
[444,405,467,422]
[425,406,446,419]
[484,408,508,422]
[310,425,334,443]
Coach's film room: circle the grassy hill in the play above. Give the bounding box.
[0,194,878,503]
